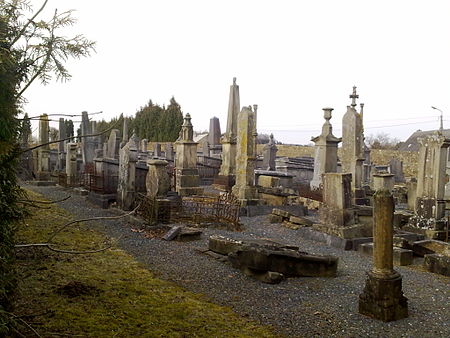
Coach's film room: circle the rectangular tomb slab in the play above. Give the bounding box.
[424,254,450,276]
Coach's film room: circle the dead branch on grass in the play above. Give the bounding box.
[18,195,71,204]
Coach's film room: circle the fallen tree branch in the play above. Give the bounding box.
[15,242,114,254]
[17,111,103,120]
[17,201,51,209]
[18,195,71,204]
[47,204,139,243]
[4,311,43,338]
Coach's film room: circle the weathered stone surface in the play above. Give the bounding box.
[359,272,408,322]
[177,227,202,241]
[228,245,338,278]
[423,254,450,276]
[232,105,259,203]
[269,214,284,223]
[258,175,280,188]
[372,173,395,191]
[146,159,170,198]
[208,236,244,255]
[262,134,278,171]
[117,136,138,210]
[239,267,285,284]
[272,208,291,218]
[208,116,221,147]
[359,188,408,321]
[106,129,120,159]
[412,240,449,257]
[358,243,413,266]
[162,226,181,241]
[289,216,313,227]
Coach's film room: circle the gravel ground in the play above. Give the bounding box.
[24,184,450,337]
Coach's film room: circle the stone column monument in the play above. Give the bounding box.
[262,134,278,171]
[341,87,367,204]
[232,105,259,205]
[65,143,78,186]
[359,188,408,322]
[37,114,50,180]
[208,116,222,154]
[175,113,203,196]
[310,108,341,190]
[218,77,240,188]
[57,118,66,171]
[81,111,95,165]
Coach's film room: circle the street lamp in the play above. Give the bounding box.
[431,106,444,133]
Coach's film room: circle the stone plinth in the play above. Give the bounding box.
[373,173,395,191]
[359,189,408,321]
[146,159,170,198]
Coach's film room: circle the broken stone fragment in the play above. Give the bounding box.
[289,215,313,226]
[423,254,450,276]
[271,208,291,218]
[228,245,338,278]
[269,214,284,223]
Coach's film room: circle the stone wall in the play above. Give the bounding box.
[257,145,419,178]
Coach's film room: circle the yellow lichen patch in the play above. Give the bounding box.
[14,190,278,337]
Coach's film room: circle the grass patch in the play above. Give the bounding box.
[13,190,277,337]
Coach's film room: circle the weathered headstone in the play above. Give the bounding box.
[119,117,129,149]
[262,133,278,171]
[389,158,405,183]
[165,143,174,161]
[310,108,341,190]
[141,139,148,152]
[106,129,120,159]
[208,116,222,154]
[146,159,170,198]
[202,140,210,157]
[218,77,240,186]
[80,111,95,165]
[232,105,259,204]
[341,87,366,198]
[359,188,408,321]
[117,134,138,210]
[175,113,203,196]
[154,142,161,157]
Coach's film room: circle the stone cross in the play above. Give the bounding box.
[350,86,359,109]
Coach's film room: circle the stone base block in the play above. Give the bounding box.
[359,271,408,322]
[412,240,450,257]
[403,226,449,241]
[87,192,116,209]
[358,243,413,266]
[289,216,313,227]
[424,254,450,276]
[269,214,284,223]
[177,187,203,197]
[312,222,372,239]
[318,206,357,228]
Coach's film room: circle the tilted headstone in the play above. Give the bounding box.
[310,108,341,189]
[106,129,120,159]
[80,111,95,165]
[146,159,170,198]
[232,105,259,203]
[117,134,138,210]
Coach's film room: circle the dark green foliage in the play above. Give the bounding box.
[132,97,183,142]
[0,12,27,333]
[64,119,74,139]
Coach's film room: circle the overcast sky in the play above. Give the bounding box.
[24,0,450,144]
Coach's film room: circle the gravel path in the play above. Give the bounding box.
[24,184,450,337]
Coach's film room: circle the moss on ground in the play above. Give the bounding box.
[13,190,277,337]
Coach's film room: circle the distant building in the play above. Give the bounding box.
[399,129,450,152]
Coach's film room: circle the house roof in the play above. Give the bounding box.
[398,129,450,151]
